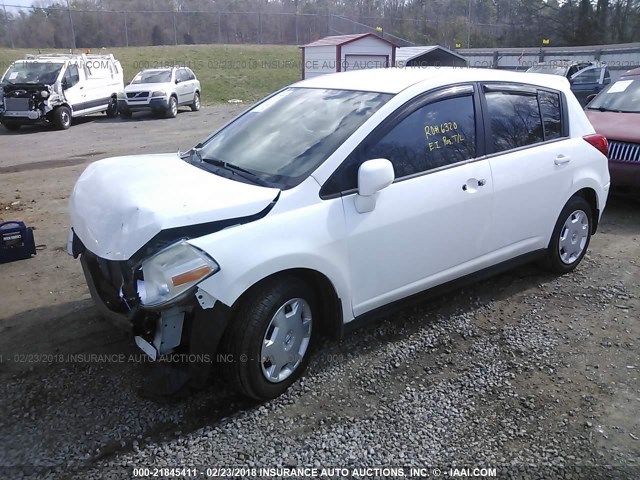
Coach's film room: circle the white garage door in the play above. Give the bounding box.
[344,55,388,71]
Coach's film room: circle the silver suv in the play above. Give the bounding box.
[118,67,201,119]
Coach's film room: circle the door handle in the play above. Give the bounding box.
[554,155,571,166]
[462,179,486,192]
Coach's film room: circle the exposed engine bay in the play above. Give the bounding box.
[0,83,61,123]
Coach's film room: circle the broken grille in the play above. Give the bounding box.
[5,98,30,111]
[608,140,640,163]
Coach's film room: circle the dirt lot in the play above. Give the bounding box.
[0,108,638,479]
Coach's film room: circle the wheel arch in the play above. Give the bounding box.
[573,187,599,234]
[228,268,344,341]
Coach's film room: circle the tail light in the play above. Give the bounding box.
[583,134,608,158]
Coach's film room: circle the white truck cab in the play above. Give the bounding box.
[0,53,124,130]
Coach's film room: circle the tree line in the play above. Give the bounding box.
[0,0,639,50]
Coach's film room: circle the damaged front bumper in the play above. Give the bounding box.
[72,231,223,362]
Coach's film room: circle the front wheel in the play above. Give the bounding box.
[544,195,592,273]
[53,105,72,130]
[165,96,178,118]
[221,277,317,400]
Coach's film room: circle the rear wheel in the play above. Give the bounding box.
[166,95,178,118]
[191,92,201,112]
[105,96,118,118]
[53,106,72,130]
[221,277,317,400]
[543,195,592,273]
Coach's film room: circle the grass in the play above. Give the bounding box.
[0,44,301,105]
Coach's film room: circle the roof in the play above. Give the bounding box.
[294,66,570,95]
[396,46,467,64]
[302,33,398,49]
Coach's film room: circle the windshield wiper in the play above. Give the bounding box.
[202,157,266,186]
[588,106,621,112]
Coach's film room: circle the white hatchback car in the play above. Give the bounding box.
[118,66,200,118]
[69,68,609,400]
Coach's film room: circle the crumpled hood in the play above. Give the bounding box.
[70,153,279,261]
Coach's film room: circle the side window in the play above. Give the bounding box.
[538,90,562,141]
[485,91,543,153]
[63,65,80,88]
[572,68,601,85]
[186,68,196,81]
[604,69,611,83]
[177,69,188,82]
[368,95,477,180]
[322,94,477,195]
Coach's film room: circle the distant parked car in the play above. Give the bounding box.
[585,67,640,193]
[527,61,611,106]
[118,67,200,119]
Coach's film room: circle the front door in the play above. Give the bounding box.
[332,87,495,316]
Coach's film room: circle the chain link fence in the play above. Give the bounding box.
[0,4,421,50]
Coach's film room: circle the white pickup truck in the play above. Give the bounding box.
[0,53,124,130]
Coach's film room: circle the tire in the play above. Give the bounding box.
[166,95,178,118]
[543,195,592,274]
[190,92,201,112]
[105,96,118,118]
[2,122,21,131]
[221,276,317,400]
[53,105,72,130]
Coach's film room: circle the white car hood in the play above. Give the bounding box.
[125,82,169,93]
[70,153,279,261]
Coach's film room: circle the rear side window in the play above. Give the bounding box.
[485,91,543,153]
[538,90,562,141]
[572,69,601,84]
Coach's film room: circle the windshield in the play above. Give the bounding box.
[197,87,392,188]
[527,65,567,76]
[587,78,640,113]
[131,70,172,84]
[2,61,63,85]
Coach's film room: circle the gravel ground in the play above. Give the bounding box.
[0,109,639,480]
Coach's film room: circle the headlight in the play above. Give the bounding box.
[40,90,49,98]
[138,241,219,308]
[151,90,166,97]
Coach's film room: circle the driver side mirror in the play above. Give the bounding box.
[175,78,180,84]
[355,158,395,213]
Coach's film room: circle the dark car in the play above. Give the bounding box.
[585,67,640,193]
[528,61,611,106]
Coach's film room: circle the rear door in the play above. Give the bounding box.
[481,84,572,259]
[324,86,494,316]
[176,68,192,105]
[571,66,607,106]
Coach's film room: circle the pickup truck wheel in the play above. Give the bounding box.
[222,277,317,400]
[166,96,178,118]
[191,92,201,112]
[2,122,21,131]
[105,97,118,118]
[543,195,592,274]
[53,106,72,130]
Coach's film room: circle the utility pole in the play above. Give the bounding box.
[2,1,15,49]
[466,0,472,48]
[66,0,76,50]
